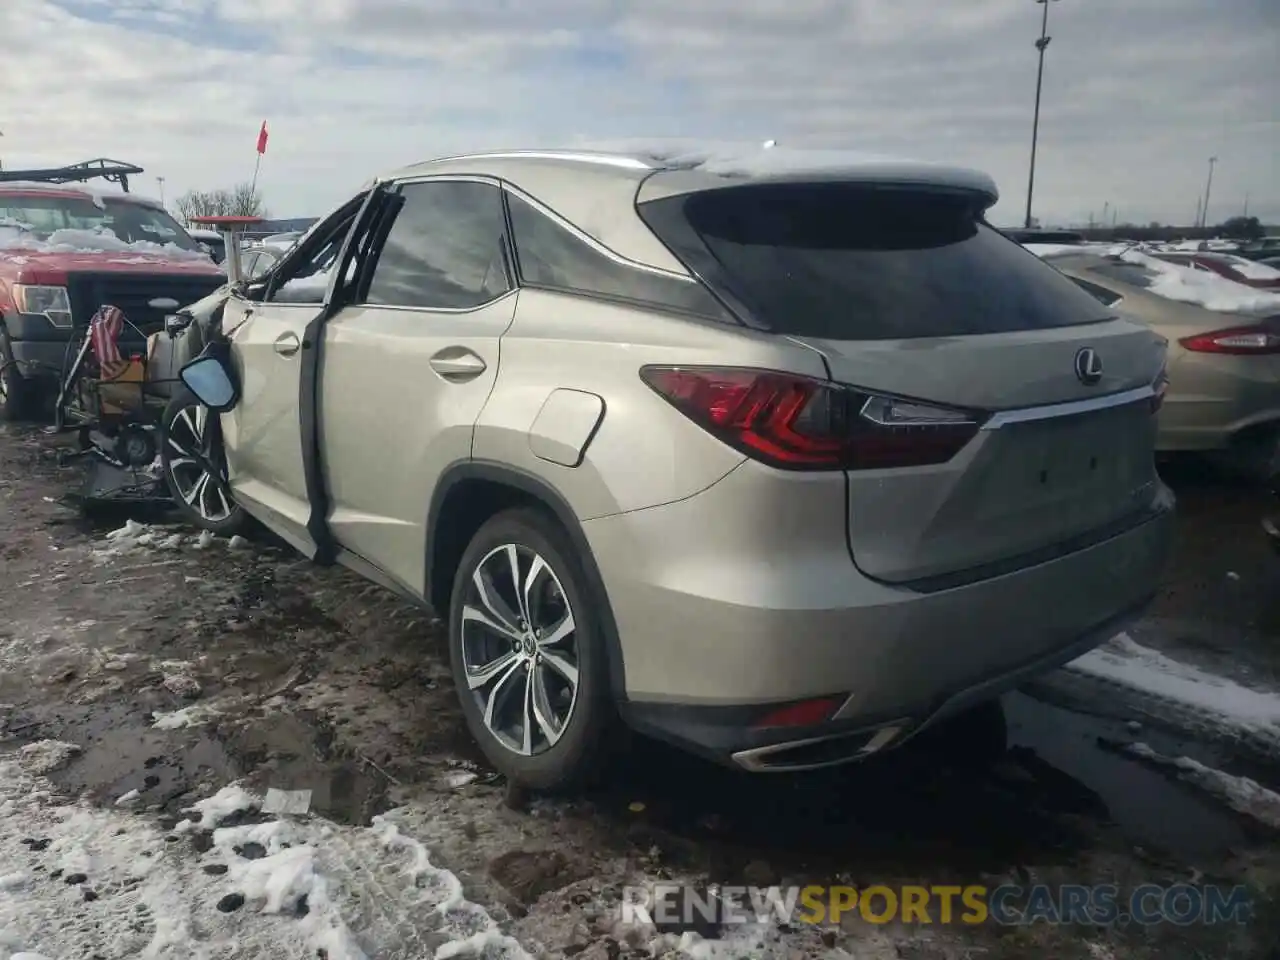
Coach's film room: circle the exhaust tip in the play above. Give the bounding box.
[731,722,909,773]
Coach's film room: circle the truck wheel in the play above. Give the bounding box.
[160,384,246,535]
[448,508,616,791]
[0,327,41,423]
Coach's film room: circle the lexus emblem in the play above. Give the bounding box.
[1074,347,1103,386]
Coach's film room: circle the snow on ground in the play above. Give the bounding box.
[93,521,245,561]
[1125,743,1280,829]
[1111,247,1280,315]
[0,766,532,960]
[15,742,80,777]
[1067,633,1280,748]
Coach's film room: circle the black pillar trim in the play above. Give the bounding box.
[297,186,391,566]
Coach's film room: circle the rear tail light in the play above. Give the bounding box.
[1179,326,1280,355]
[639,365,984,471]
[752,696,843,729]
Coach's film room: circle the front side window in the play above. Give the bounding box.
[506,192,729,320]
[363,180,510,310]
[265,196,367,304]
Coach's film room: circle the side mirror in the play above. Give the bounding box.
[179,354,238,412]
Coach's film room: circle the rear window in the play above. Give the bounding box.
[639,183,1113,339]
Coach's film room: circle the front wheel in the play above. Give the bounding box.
[0,327,44,423]
[159,385,247,535]
[447,508,616,791]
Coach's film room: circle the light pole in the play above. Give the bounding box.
[156,176,166,206]
[1199,157,1217,229]
[1024,0,1059,228]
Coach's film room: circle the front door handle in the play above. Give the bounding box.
[429,347,487,381]
[274,332,301,357]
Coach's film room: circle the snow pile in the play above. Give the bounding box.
[1110,247,1280,315]
[1126,743,1280,830]
[1067,633,1280,748]
[16,740,80,776]
[0,225,210,262]
[1221,256,1280,281]
[178,783,263,830]
[1024,242,1096,259]
[276,265,337,300]
[0,769,533,959]
[95,520,188,558]
[0,178,164,209]
[151,700,226,730]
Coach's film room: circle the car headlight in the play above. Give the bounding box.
[13,284,73,328]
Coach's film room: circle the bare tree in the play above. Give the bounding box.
[174,183,268,224]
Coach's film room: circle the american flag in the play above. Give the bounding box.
[88,304,131,380]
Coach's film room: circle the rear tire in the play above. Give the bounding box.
[160,385,247,535]
[0,327,42,423]
[447,507,616,791]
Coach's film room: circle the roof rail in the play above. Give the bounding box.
[0,158,145,193]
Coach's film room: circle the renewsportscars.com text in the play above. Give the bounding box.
[620,883,1253,927]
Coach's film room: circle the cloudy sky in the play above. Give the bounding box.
[2,0,1276,227]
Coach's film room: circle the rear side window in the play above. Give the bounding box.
[505,192,731,321]
[365,180,511,310]
[638,183,1114,339]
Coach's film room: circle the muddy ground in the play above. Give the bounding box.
[2,423,1280,959]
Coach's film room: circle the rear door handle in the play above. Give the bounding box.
[429,347,487,381]
[274,332,301,357]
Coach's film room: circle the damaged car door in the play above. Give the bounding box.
[318,177,518,593]
[218,193,368,557]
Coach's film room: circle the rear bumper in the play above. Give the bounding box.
[622,598,1150,771]
[586,461,1175,769]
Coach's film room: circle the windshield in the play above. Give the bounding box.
[0,192,200,251]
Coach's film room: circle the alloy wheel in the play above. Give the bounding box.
[459,543,580,756]
[166,404,234,522]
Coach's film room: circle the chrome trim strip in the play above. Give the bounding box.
[981,384,1155,430]
[501,182,696,282]
[831,691,863,721]
[426,150,654,171]
[730,721,907,773]
[388,174,695,283]
[342,288,518,316]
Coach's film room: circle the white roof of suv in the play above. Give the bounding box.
[380,142,999,204]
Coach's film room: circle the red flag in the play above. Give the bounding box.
[256,120,268,155]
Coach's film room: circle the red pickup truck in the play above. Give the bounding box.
[0,161,225,421]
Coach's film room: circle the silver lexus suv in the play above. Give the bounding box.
[165,145,1175,789]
